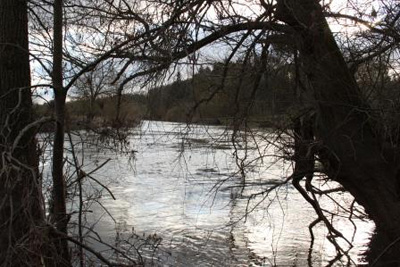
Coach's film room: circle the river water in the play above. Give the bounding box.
[43,120,374,266]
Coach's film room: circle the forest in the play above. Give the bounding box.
[1,0,400,266]
[35,60,296,128]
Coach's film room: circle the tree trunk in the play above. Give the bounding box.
[87,95,95,122]
[276,0,400,265]
[0,0,45,265]
[51,0,71,265]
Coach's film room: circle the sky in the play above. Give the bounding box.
[31,0,385,104]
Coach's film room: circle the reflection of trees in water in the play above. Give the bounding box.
[39,120,372,266]
[4,0,400,264]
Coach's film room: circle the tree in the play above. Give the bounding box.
[110,0,399,265]
[7,0,398,265]
[50,0,72,264]
[1,0,174,265]
[26,0,173,265]
[275,2,400,265]
[72,61,119,121]
[0,0,45,265]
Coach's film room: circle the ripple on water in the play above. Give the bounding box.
[60,121,373,266]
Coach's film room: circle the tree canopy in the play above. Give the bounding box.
[1,0,399,266]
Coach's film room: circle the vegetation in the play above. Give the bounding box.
[35,94,147,130]
[1,0,399,266]
[147,60,296,125]
[35,59,296,128]
[0,1,44,265]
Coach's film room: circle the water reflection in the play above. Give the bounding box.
[56,121,373,266]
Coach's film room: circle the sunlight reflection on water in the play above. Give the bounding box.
[48,120,374,266]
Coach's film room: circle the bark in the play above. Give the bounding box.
[51,0,71,265]
[0,0,45,265]
[276,0,400,265]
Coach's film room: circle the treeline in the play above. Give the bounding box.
[34,60,297,128]
[34,94,147,130]
[35,59,399,129]
[148,62,296,125]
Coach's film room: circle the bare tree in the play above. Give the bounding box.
[26,0,171,265]
[72,61,119,122]
[0,0,46,265]
[6,0,399,265]
[105,0,400,265]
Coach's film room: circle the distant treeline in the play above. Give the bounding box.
[34,94,147,130]
[147,62,296,125]
[34,58,400,130]
[34,61,297,128]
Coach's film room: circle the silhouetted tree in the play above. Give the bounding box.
[0,0,46,265]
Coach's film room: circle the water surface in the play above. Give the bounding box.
[46,121,373,266]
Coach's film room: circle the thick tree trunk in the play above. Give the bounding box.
[51,0,71,265]
[276,0,400,265]
[0,0,45,265]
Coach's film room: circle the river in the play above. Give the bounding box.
[42,120,373,266]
